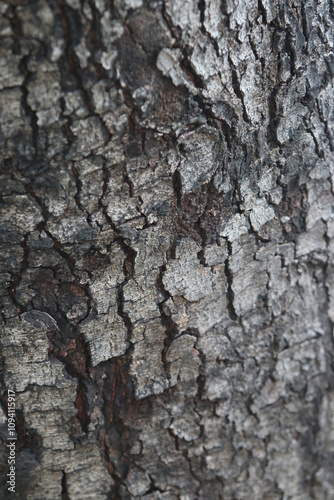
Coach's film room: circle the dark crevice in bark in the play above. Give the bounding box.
[305,126,325,159]
[19,57,39,155]
[24,183,95,439]
[87,0,109,79]
[47,323,92,429]
[160,1,180,41]
[122,89,138,137]
[182,447,203,492]
[179,54,205,90]
[285,29,297,76]
[195,182,216,249]
[99,162,139,345]
[192,95,234,152]
[75,157,141,490]
[267,82,283,148]
[58,0,94,115]
[71,163,100,229]
[61,470,70,500]
[97,373,123,495]
[74,378,90,434]
[172,168,182,207]
[228,56,251,124]
[195,347,206,400]
[99,357,134,498]
[9,6,40,156]
[167,425,180,451]
[197,248,207,267]
[156,264,180,380]
[258,0,268,24]
[198,0,220,58]
[248,33,260,62]
[116,284,132,347]
[7,5,21,55]
[230,174,245,216]
[123,167,135,198]
[145,476,164,494]
[45,231,77,274]
[224,240,238,321]
[71,164,85,212]
[26,186,78,276]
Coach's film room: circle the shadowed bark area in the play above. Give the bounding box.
[0,0,334,498]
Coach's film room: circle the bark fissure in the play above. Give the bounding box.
[1,0,334,498]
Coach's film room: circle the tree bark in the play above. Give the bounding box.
[1,0,334,498]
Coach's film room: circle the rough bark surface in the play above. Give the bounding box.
[1,0,334,498]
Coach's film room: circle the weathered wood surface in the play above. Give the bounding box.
[0,0,334,498]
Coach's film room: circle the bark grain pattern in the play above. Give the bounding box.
[0,0,334,498]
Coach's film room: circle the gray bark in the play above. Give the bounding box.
[0,0,334,498]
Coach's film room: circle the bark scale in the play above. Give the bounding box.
[0,0,334,498]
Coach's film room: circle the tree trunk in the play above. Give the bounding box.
[1,0,334,498]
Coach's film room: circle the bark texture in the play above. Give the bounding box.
[1,0,334,498]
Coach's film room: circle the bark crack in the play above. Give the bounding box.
[156,263,180,381]
[224,239,238,322]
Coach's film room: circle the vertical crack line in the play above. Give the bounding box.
[116,243,136,349]
[10,6,40,154]
[74,380,90,434]
[87,0,108,78]
[61,471,69,500]
[258,0,268,24]
[304,125,324,159]
[267,82,282,148]
[193,337,206,401]
[285,29,296,76]
[156,264,179,380]
[99,161,138,348]
[198,0,220,58]
[116,283,132,346]
[225,240,238,321]
[71,164,97,229]
[27,182,76,275]
[58,0,94,114]
[99,357,133,499]
[172,168,182,207]
[123,166,134,198]
[20,79,39,154]
[228,56,251,124]
[161,0,179,41]
[71,164,85,212]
